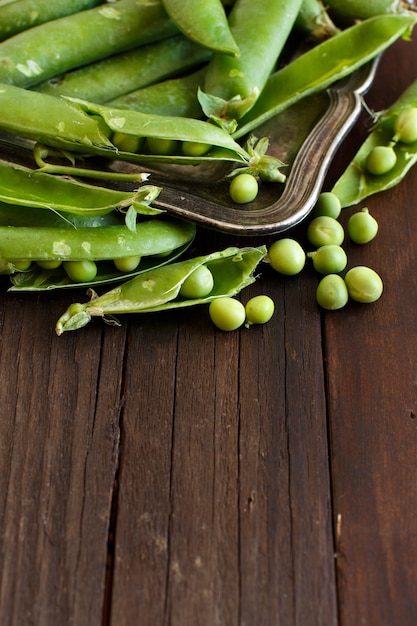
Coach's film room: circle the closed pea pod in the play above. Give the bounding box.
[161,0,239,57]
[0,218,196,263]
[200,0,304,126]
[108,68,205,119]
[325,0,411,20]
[0,0,178,88]
[55,246,267,334]
[0,0,102,42]
[34,35,211,104]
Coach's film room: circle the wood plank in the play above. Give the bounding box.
[0,290,124,625]
[109,232,338,625]
[325,37,417,626]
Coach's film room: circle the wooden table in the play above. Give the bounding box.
[1,34,417,626]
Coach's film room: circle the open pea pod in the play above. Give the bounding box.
[332,77,417,207]
[0,201,195,287]
[55,246,267,334]
[233,14,417,139]
[9,241,193,291]
[0,83,248,166]
[0,160,159,216]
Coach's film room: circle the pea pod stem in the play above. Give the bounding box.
[55,246,267,334]
[0,0,178,88]
[233,14,417,139]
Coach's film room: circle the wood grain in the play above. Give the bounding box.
[0,30,416,626]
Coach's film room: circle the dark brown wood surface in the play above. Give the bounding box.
[1,34,417,626]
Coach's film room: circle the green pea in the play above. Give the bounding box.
[112,132,144,153]
[311,192,341,219]
[229,173,259,204]
[316,274,348,310]
[393,107,417,144]
[308,245,347,274]
[12,259,32,271]
[64,260,98,283]
[36,259,63,269]
[209,297,246,331]
[113,256,141,272]
[179,265,214,299]
[182,141,212,156]
[146,136,178,155]
[244,295,275,327]
[307,216,344,247]
[365,145,397,175]
[267,238,306,276]
[344,266,383,303]
[347,208,378,244]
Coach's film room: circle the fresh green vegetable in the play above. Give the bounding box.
[0,218,196,264]
[316,274,348,310]
[162,0,239,56]
[0,0,178,88]
[34,35,211,103]
[0,160,156,217]
[229,173,258,204]
[344,266,383,303]
[295,0,339,40]
[0,83,249,168]
[307,216,344,247]
[332,76,417,207]
[55,246,267,334]
[365,145,397,175]
[393,107,417,143]
[179,265,214,298]
[308,245,347,274]
[200,0,304,128]
[267,238,306,275]
[244,295,275,326]
[0,0,102,42]
[233,14,416,139]
[347,208,378,244]
[64,259,98,283]
[209,297,246,331]
[326,0,413,20]
[311,192,341,219]
[108,68,205,118]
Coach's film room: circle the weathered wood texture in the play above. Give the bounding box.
[0,33,416,626]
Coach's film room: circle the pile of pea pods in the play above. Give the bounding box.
[0,0,416,333]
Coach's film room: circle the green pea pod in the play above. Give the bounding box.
[233,14,417,139]
[108,68,205,118]
[55,246,267,334]
[332,77,417,207]
[0,0,102,42]
[0,0,178,88]
[0,218,196,263]
[34,35,211,104]
[0,83,248,166]
[0,160,159,216]
[295,0,339,40]
[200,0,304,127]
[161,0,239,57]
[325,0,413,20]
[9,242,193,290]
